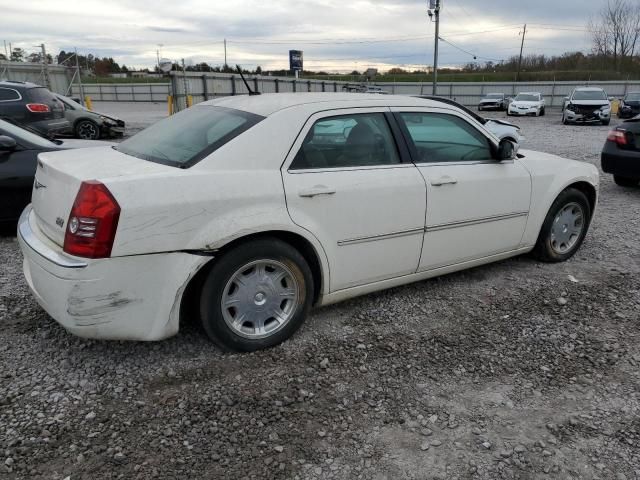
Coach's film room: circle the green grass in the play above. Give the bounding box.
[304,70,640,83]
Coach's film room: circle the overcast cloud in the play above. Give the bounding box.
[0,0,600,71]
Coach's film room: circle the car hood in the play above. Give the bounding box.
[58,138,118,149]
[511,101,540,107]
[486,118,519,129]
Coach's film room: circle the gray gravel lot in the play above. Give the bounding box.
[1,107,639,480]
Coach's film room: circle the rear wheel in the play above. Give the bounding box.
[614,175,640,187]
[199,238,313,352]
[532,188,591,263]
[75,120,100,140]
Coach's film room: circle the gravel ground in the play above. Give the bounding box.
[1,108,639,480]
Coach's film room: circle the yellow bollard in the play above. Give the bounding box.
[84,96,93,111]
[186,95,193,108]
[167,95,174,115]
[611,98,620,115]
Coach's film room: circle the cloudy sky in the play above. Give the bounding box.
[1,0,600,72]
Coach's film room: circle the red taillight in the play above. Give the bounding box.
[63,181,120,259]
[26,103,50,113]
[607,129,627,146]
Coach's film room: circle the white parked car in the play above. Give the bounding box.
[18,93,599,351]
[508,92,546,117]
[562,87,611,125]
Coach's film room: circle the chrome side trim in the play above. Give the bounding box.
[426,211,528,233]
[18,206,88,269]
[338,227,424,246]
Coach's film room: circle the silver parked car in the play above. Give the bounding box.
[56,95,125,140]
[562,87,611,126]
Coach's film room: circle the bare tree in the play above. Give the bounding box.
[589,0,640,69]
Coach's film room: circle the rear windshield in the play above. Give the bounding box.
[27,87,57,103]
[115,105,264,168]
[485,94,503,99]
[573,90,607,101]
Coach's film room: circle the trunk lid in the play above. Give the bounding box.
[32,146,175,246]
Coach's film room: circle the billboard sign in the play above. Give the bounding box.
[289,50,303,71]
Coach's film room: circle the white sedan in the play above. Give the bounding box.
[18,93,599,351]
[508,92,546,117]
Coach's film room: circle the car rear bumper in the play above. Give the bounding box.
[18,205,209,341]
[601,148,640,178]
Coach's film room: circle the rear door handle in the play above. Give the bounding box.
[298,185,336,197]
[430,175,458,186]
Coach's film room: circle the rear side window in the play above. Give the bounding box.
[115,105,264,168]
[0,88,20,101]
[27,87,56,103]
[290,113,400,170]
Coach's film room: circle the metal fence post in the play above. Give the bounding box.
[307,80,311,92]
[334,82,337,92]
[275,78,279,93]
[202,75,209,100]
[550,81,556,108]
[231,75,236,96]
[131,84,135,102]
[98,84,103,101]
[321,81,325,92]
[254,77,259,93]
[170,74,179,112]
[449,83,453,99]
[293,80,296,92]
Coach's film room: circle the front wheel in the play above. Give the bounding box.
[540,107,546,117]
[601,118,611,126]
[199,238,314,352]
[614,175,640,187]
[562,112,569,125]
[531,188,591,263]
[75,120,100,140]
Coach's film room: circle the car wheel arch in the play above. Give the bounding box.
[178,230,328,331]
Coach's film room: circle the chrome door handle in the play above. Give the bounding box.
[430,176,458,186]
[298,185,336,197]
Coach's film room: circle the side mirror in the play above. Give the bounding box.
[608,96,615,101]
[0,135,17,152]
[497,139,516,161]
[564,96,570,101]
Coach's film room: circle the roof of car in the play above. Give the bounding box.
[0,80,42,90]
[202,93,453,117]
[517,92,541,95]
[574,86,605,91]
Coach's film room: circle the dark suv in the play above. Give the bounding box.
[0,81,71,136]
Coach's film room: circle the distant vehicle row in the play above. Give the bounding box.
[0,81,125,140]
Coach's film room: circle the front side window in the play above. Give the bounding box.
[115,105,264,168]
[290,113,400,170]
[0,88,20,102]
[398,112,493,163]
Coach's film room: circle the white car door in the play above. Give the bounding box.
[282,108,427,292]
[392,108,532,271]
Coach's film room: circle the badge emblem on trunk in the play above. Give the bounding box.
[56,217,64,228]
[34,180,47,190]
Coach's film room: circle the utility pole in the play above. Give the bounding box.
[156,44,163,72]
[40,43,51,89]
[224,39,227,69]
[74,48,85,106]
[516,24,527,82]
[429,0,441,95]
[181,58,189,107]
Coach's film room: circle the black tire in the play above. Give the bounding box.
[199,238,314,352]
[531,188,591,263]
[562,112,569,125]
[75,120,101,140]
[614,175,640,187]
[540,107,546,117]
[478,105,483,111]
[601,119,611,126]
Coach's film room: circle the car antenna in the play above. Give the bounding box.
[236,65,261,95]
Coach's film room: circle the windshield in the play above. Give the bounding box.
[625,92,640,101]
[485,94,503,99]
[115,105,264,168]
[0,118,57,148]
[573,90,607,101]
[514,94,539,102]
